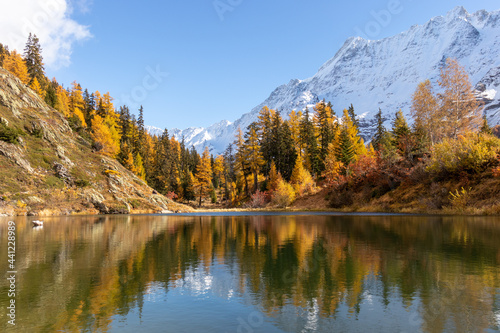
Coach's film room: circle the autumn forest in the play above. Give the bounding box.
[1,35,500,212]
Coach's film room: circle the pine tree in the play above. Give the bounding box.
[44,81,57,108]
[439,58,482,138]
[372,108,386,151]
[23,33,45,86]
[4,50,30,85]
[314,101,335,166]
[278,121,298,181]
[392,110,414,161]
[336,126,355,165]
[480,114,492,135]
[300,108,321,176]
[0,43,7,67]
[348,104,359,130]
[137,105,146,146]
[194,147,213,206]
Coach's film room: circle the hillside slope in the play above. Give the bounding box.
[0,68,192,216]
[167,6,500,153]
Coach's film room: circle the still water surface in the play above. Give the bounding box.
[1,213,500,332]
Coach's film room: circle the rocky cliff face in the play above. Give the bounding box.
[166,6,500,153]
[0,68,192,216]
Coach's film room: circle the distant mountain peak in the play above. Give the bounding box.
[155,7,500,154]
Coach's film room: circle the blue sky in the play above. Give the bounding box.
[4,0,499,130]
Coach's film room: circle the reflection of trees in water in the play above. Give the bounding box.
[0,215,499,332]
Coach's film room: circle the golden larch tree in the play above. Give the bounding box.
[69,81,87,127]
[290,154,315,196]
[438,58,482,138]
[244,124,264,192]
[4,50,30,85]
[91,115,120,157]
[288,110,303,155]
[411,79,440,144]
[29,76,44,97]
[267,161,280,194]
[194,147,213,206]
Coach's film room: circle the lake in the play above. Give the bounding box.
[1,213,500,332]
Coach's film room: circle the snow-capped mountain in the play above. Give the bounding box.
[150,6,500,153]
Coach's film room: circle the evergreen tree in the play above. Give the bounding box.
[314,101,335,166]
[300,108,321,176]
[392,110,414,161]
[372,108,386,151]
[44,82,57,108]
[24,33,45,86]
[480,114,492,135]
[0,43,7,67]
[348,104,359,129]
[138,105,146,146]
[278,121,298,181]
[336,127,355,165]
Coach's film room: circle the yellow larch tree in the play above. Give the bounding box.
[4,50,30,85]
[267,160,280,194]
[90,114,120,157]
[411,79,440,144]
[194,147,213,206]
[134,153,146,180]
[288,110,304,155]
[244,123,264,192]
[55,85,70,116]
[29,76,44,97]
[69,81,87,127]
[438,58,482,138]
[213,155,225,188]
[290,154,315,196]
[323,142,344,185]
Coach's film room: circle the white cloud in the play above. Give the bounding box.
[0,0,92,69]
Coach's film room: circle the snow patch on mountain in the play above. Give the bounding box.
[149,7,500,154]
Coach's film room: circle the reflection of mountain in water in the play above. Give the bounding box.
[1,215,500,332]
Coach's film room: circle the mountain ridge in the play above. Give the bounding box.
[150,6,500,153]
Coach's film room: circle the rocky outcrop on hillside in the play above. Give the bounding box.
[0,68,193,216]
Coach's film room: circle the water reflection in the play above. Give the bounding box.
[0,214,499,332]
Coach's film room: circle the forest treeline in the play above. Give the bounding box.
[1,35,500,208]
